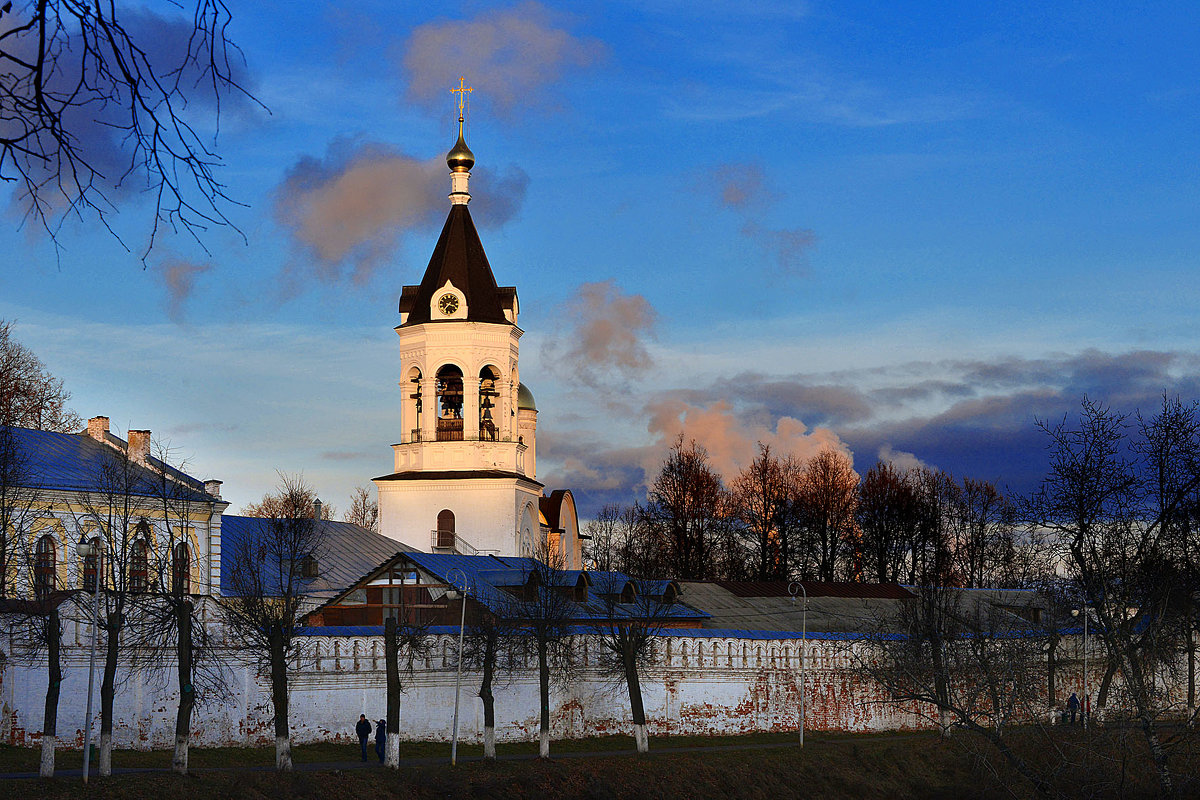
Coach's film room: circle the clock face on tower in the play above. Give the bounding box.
[438,293,459,316]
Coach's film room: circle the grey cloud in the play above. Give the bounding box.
[741,222,817,278]
[321,451,368,462]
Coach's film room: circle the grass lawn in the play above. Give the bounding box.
[1,727,1196,799]
[0,730,815,772]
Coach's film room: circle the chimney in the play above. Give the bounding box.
[87,416,110,442]
[128,430,151,465]
[313,498,322,521]
[204,479,223,500]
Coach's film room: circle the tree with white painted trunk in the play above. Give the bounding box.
[590,576,675,753]
[461,610,521,759]
[77,442,161,777]
[220,475,326,772]
[0,320,78,777]
[125,442,226,775]
[514,545,576,758]
[382,614,434,768]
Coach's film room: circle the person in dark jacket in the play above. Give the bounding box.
[355,714,371,761]
[374,719,387,763]
[1067,692,1080,725]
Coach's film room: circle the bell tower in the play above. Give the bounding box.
[374,85,544,559]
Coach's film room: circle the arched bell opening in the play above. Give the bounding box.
[406,366,423,442]
[479,365,500,441]
[436,365,464,441]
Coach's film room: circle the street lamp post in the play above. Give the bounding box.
[1083,606,1089,730]
[789,581,808,748]
[446,567,471,766]
[76,536,102,784]
[1073,602,1090,730]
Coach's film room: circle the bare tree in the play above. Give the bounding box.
[75,439,159,777]
[219,474,326,771]
[513,545,577,758]
[0,423,66,778]
[795,448,857,581]
[0,320,79,432]
[856,460,923,584]
[0,1,261,253]
[643,436,726,580]
[124,441,225,774]
[343,485,378,532]
[460,609,521,759]
[382,612,434,767]
[589,575,675,753]
[854,585,1057,796]
[951,479,1017,588]
[241,482,334,522]
[1028,397,1200,796]
[730,444,793,581]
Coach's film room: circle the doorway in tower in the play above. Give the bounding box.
[436,365,464,440]
[479,365,500,441]
[436,509,455,550]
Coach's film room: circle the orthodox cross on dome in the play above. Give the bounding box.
[451,76,472,123]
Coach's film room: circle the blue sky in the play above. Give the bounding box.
[3,1,1199,517]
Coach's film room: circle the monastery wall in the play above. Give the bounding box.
[0,632,938,750]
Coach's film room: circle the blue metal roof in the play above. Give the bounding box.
[2,425,212,501]
[389,551,709,623]
[220,515,408,597]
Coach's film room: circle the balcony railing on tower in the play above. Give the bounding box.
[437,418,464,441]
[430,530,498,557]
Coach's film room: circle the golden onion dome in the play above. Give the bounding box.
[447,127,475,172]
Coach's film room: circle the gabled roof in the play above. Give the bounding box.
[398,204,515,326]
[539,489,573,531]
[308,550,709,625]
[0,425,213,502]
[219,515,412,597]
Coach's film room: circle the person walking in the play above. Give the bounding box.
[356,714,372,761]
[1067,692,1080,725]
[375,718,387,763]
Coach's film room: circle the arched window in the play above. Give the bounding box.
[479,366,500,441]
[436,509,455,549]
[82,536,102,592]
[407,367,423,442]
[34,535,56,597]
[172,542,190,596]
[435,365,464,441]
[130,539,149,592]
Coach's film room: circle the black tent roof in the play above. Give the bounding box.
[398,204,515,326]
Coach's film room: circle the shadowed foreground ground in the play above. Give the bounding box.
[1,728,1196,799]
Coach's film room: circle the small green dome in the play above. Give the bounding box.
[517,382,536,411]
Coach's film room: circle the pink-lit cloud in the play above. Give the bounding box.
[544,280,657,388]
[645,397,853,482]
[711,163,767,209]
[157,258,213,322]
[401,2,605,117]
[273,137,527,286]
